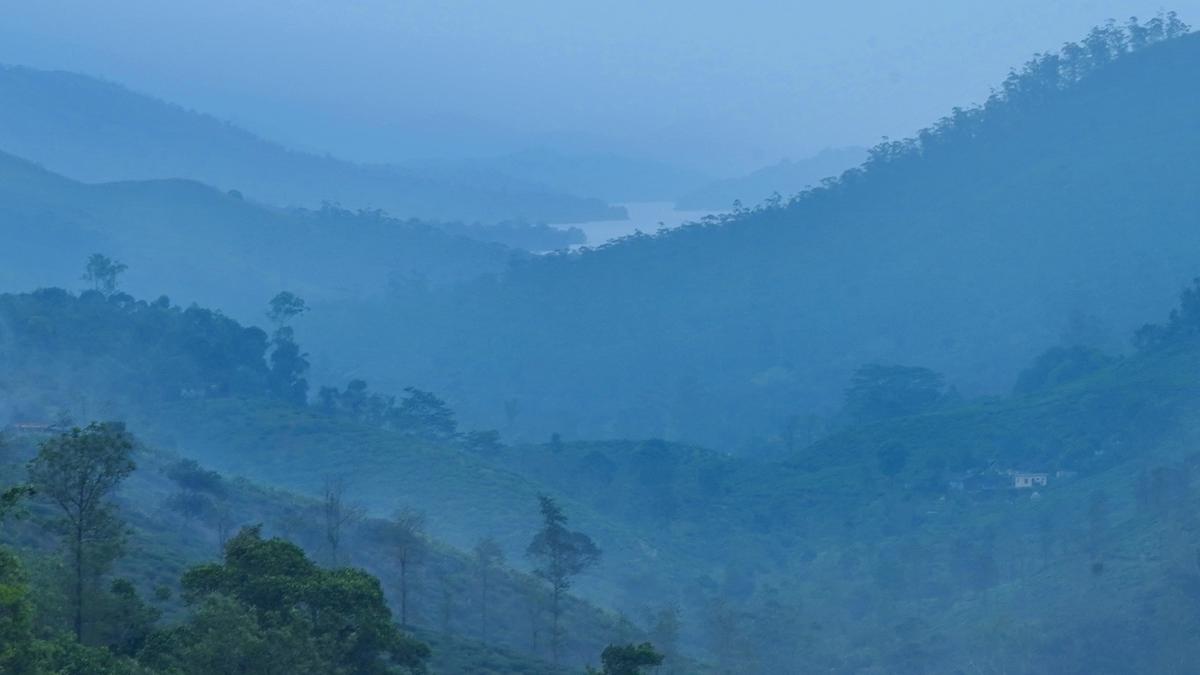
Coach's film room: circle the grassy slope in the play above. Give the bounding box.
[127,398,719,613]
[476,342,1200,671]
[0,431,636,674]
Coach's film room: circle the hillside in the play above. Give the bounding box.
[469,277,1200,672]
[673,146,868,210]
[0,65,624,224]
[0,152,529,323]
[0,287,715,667]
[297,23,1200,450]
[6,269,1200,672]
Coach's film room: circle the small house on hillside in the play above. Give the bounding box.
[1011,472,1048,489]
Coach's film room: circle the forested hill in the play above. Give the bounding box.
[0,150,527,322]
[0,65,624,224]
[673,146,868,210]
[8,263,1200,672]
[317,19,1200,449]
[0,287,713,668]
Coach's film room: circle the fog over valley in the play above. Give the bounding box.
[2,5,1200,674]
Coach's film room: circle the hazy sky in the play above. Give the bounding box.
[3,1,1197,175]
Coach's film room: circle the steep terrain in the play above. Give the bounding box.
[302,25,1200,449]
[7,273,1200,672]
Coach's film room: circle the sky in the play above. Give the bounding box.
[2,1,1197,176]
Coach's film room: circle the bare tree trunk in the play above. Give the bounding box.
[551,584,562,666]
[480,571,489,641]
[73,523,84,642]
[400,554,408,627]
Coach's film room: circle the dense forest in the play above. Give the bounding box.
[5,242,1200,671]
[4,11,1200,675]
[298,16,1200,450]
[0,293,669,673]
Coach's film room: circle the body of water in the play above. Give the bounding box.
[555,201,724,249]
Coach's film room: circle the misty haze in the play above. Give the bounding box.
[3,3,1200,674]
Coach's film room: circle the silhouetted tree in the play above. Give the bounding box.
[175,526,430,673]
[321,476,363,566]
[26,422,135,641]
[395,388,457,441]
[527,494,600,665]
[266,291,308,327]
[82,254,127,296]
[590,642,664,675]
[268,326,310,404]
[380,508,426,628]
[0,485,33,522]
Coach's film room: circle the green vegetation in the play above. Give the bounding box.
[298,16,1200,453]
[527,496,601,666]
[588,643,664,675]
[7,13,1200,675]
[27,422,135,641]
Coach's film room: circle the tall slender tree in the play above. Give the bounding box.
[527,495,600,665]
[382,508,426,627]
[321,476,363,566]
[81,254,127,296]
[26,422,135,641]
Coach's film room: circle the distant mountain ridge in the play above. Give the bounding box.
[674,146,868,210]
[0,64,624,224]
[0,149,519,323]
[432,149,714,203]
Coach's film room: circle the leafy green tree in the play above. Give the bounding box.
[0,549,148,674]
[82,254,128,296]
[589,642,664,675]
[26,422,135,641]
[98,579,160,657]
[395,388,457,441]
[138,594,319,675]
[0,548,38,673]
[267,326,310,404]
[266,291,308,327]
[0,484,34,522]
[165,459,226,496]
[178,526,429,674]
[527,495,600,665]
[164,459,228,526]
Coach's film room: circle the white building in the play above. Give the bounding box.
[1012,472,1048,489]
